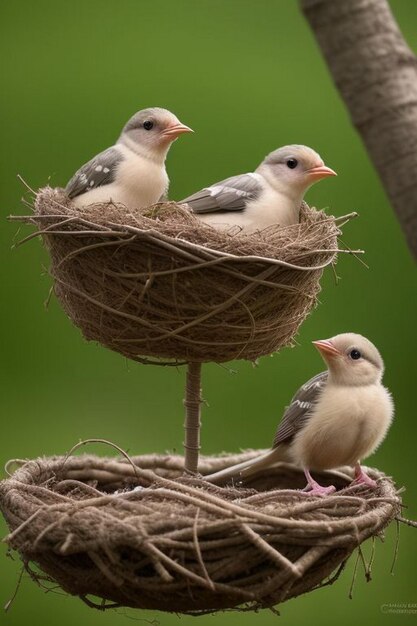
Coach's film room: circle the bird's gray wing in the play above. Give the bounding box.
[65,146,124,199]
[273,371,328,448]
[181,172,263,213]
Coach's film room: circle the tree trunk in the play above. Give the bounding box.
[300,0,417,259]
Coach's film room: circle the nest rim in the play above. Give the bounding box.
[12,187,360,365]
[0,451,401,614]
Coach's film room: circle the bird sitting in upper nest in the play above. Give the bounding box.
[182,145,336,233]
[65,107,193,211]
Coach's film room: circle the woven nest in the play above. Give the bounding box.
[0,451,401,614]
[16,187,356,364]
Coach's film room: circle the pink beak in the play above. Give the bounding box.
[312,339,341,359]
[307,164,337,181]
[161,122,194,140]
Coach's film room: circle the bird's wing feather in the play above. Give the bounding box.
[181,173,263,213]
[273,371,328,447]
[66,146,124,199]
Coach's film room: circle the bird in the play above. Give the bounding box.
[181,145,336,233]
[204,333,394,496]
[65,107,193,210]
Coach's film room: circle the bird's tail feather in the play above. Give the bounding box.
[204,448,285,485]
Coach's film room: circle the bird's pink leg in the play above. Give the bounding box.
[302,468,336,496]
[351,462,378,488]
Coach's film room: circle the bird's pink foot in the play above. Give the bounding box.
[303,481,336,497]
[302,468,336,496]
[351,464,378,488]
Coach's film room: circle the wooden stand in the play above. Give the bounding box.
[183,362,202,474]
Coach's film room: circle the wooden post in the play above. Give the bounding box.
[183,362,202,474]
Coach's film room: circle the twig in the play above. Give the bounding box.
[390,518,400,575]
[4,565,25,612]
[61,439,140,481]
[348,548,361,599]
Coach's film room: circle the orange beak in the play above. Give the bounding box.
[312,339,341,359]
[161,122,194,140]
[307,164,337,181]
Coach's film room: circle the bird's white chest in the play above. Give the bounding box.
[291,385,393,470]
[115,154,168,207]
[245,186,299,230]
[73,150,168,211]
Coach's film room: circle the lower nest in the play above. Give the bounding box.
[0,452,400,614]
[24,187,351,363]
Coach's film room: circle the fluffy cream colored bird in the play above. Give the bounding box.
[181,145,336,233]
[66,107,193,210]
[204,333,394,496]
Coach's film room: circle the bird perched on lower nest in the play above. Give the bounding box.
[181,145,336,233]
[65,107,193,210]
[205,333,394,495]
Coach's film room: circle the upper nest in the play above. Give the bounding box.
[23,187,354,363]
[0,452,401,614]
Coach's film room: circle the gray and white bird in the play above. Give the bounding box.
[205,333,394,496]
[65,107,193,210]
[181,145,336,233]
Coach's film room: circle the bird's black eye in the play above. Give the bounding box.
[286,158,298,169]
[143,120,154,130]
[349,349,361,360]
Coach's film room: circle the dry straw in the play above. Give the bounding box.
[3,187,393,614]
[12,186,359,365]
[0,451,402,614]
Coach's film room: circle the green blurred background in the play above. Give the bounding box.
[1,0,416,624]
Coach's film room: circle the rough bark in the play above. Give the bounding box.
[300,0,417,259]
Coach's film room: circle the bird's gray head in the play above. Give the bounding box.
[257,145,336,200]
[119,107,193,161]
[313,333,384,386]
